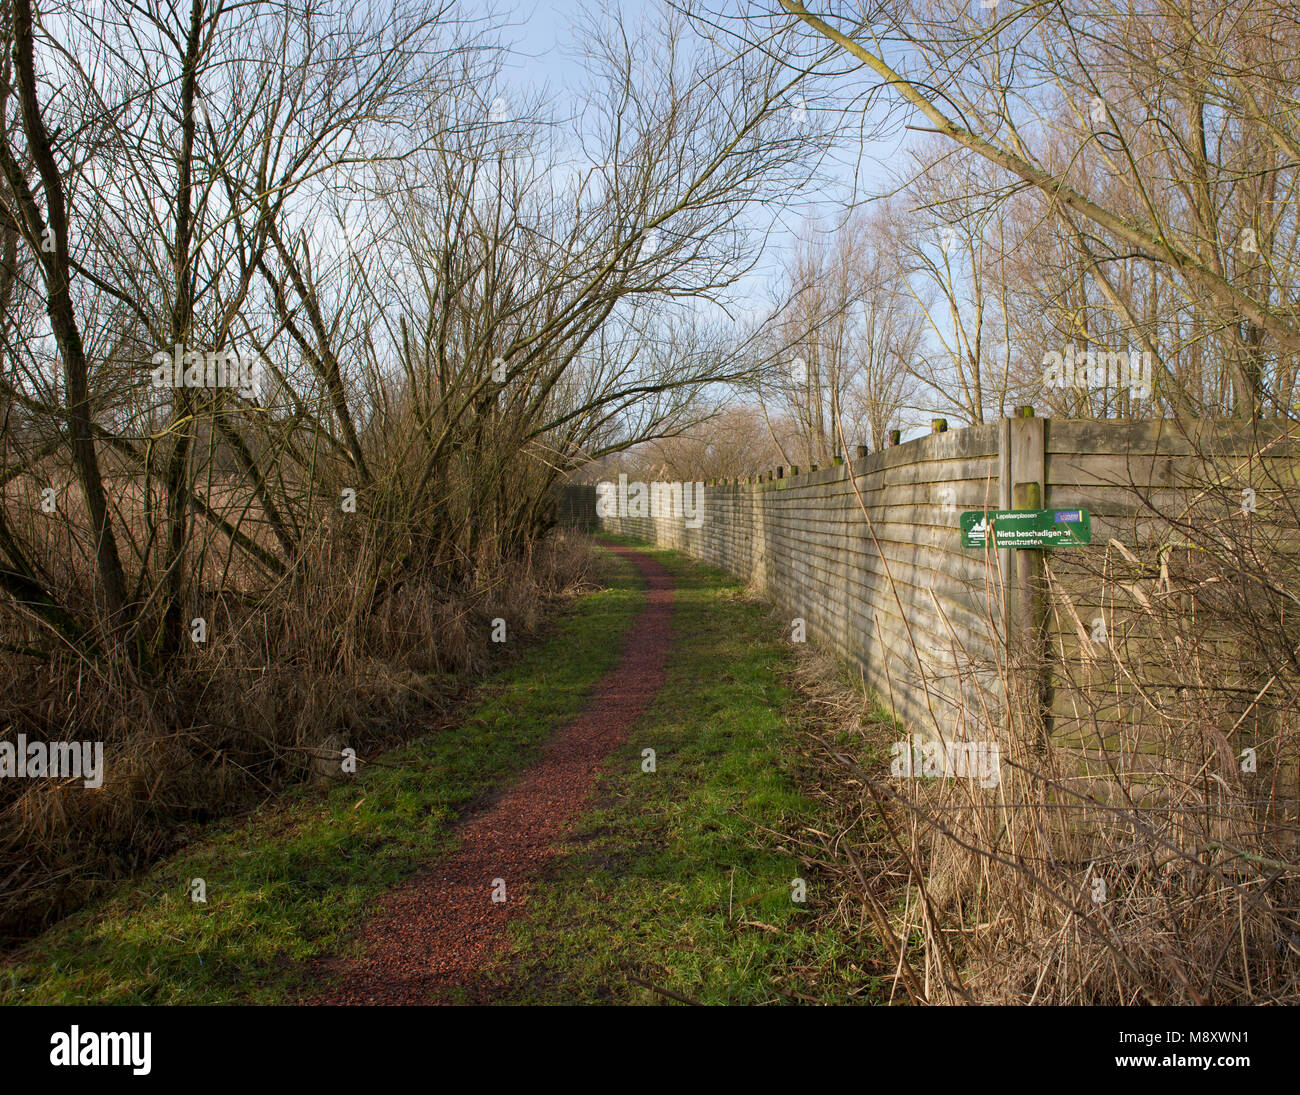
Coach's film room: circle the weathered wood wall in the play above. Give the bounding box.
[588,424,1004,735]
[566,417,1296,747]
[1041,419,1297,771]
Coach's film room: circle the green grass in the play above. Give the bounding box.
[2,540,895,1006]
[492,544,889,1004]
[0,548,645,1005]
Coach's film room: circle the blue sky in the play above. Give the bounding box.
[493,0,907,280]
[465,2,962,437]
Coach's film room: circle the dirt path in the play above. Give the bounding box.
[313,542,673,1005]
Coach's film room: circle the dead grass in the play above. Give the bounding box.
[807,430,1300,1006]
[0,521,595,947]
[767,638,929,1004]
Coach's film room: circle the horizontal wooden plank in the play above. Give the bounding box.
[601,416,1299,748]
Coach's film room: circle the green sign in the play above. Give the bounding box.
[961,508,1091,549]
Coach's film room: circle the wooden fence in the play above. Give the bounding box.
[560,414,1297,749]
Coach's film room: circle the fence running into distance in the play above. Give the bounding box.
[559,414,1296,764]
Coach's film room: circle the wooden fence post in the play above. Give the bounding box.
[1005,406,1051,744]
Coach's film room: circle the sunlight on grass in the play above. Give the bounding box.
[498,547,887,1005]
[0,549,643,1005]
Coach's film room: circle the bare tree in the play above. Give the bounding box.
[768,0,1300,418]
[756,206,920,461]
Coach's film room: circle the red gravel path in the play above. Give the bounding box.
[313,542,673,1005]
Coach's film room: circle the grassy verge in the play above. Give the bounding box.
[0,547,644,1005]
[493,543,892,1004]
